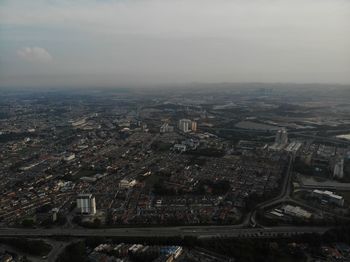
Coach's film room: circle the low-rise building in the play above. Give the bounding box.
[281,205,312,219]
[119,179,137,189]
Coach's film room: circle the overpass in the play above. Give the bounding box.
[248,155,294,227]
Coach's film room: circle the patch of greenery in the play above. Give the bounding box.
[293,158,313,175]
[0,238,52,256]
[341,159,350,183]
[196,179,231,195]
[21,218,36,228]
[57,241,86,262]
[151,141,173,151]
[186,148,225,157]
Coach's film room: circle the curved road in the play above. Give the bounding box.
[248,155,294,227]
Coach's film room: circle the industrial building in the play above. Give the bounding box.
[281,205,312,219]
[312,189,344,207]
[285,141,302,154]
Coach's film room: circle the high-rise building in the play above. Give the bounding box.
[275,128,288,145]
[160,123,174,133]
[191,121,197,132]
[77,194,96,215]
[178,119,192,133]
[333,157,344,179]
[52,208,59,222]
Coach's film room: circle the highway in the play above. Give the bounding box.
[248,154,350,226]
[248,155,294,227]
[0,225,330,239]
[203,127,350,145]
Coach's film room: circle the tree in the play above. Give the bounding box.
[21,218,35,228]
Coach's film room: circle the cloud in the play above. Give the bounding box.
[17,47,53,63]
[1,0,349,86]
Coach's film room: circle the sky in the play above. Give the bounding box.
[0,0,349,87]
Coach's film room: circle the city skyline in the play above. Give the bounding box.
[1,1,350,261]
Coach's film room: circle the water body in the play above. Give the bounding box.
[336,134,350,141]
[235,121,280,131]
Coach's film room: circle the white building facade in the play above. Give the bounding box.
[77,194,96,215]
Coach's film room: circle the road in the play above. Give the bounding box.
[0,225,330,239]
[203,127,350,145]
[248,155,350,226]
[248,155,294,227]
[47,239,82,262]
[0,152,339,245]
[0,149,341,241]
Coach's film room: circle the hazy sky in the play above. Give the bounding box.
[1,0,349,87]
